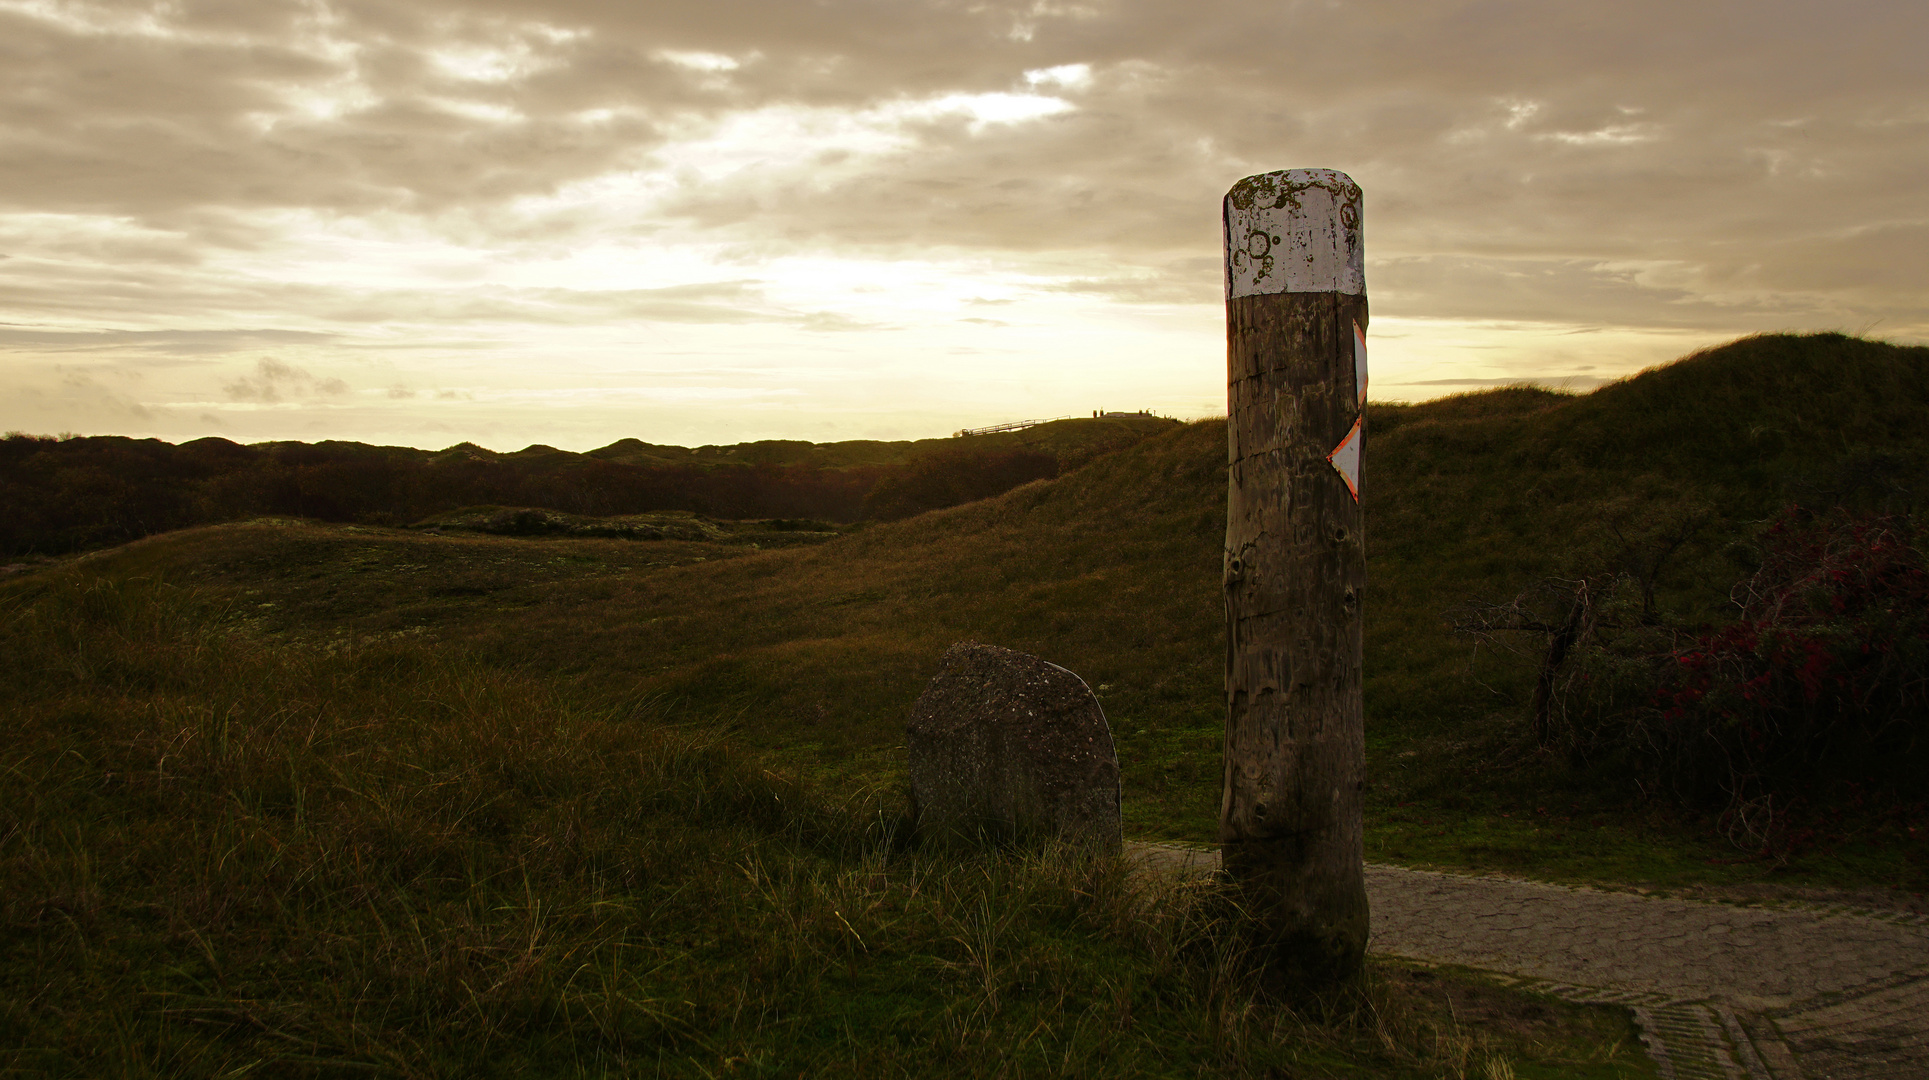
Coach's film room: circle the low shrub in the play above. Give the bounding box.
[1529,509,1929,843]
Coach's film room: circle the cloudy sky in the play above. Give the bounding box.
[3,0,1923,450]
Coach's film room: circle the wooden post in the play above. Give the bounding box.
[1220,168,1369,987]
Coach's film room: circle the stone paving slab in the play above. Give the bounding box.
[1363,864,1929,1012]
[1124,843,1929,1080]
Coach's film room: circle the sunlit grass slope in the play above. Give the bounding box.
[84,421,1231,831]
[59,333,1929,893]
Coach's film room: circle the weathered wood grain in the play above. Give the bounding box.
[1221,169,1370,986]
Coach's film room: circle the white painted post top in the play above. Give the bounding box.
[1223,169,1363,299]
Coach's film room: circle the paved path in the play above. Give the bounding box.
[1127,844,1929,1079]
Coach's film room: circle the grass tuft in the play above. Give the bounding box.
[2,571,1647,1076]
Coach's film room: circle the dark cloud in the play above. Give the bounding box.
[223,357,349,402]
[0,327,336,354]
[0,0,1922,432]
[1045,270,1217,305]
[0,3,671,221]
[1368,257,1827,333]
[289,280,867,328]
[572,0,1921,332]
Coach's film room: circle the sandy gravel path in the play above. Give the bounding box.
[1126,844,1929,1079]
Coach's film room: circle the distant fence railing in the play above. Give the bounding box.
[952,416,1077,438]
[953,410,1157,438]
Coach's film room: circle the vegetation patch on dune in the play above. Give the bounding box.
[1,574,1646,1077]
[26,334,1929,897]
[0,415,1178,557]
[8,331,1929,1072]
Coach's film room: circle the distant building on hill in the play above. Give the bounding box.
[953,410,1159,438]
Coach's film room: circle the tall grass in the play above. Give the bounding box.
[1,573,1640,1077]
[36,334,1929,893]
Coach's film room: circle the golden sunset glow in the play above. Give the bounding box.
[3,0,1923,448]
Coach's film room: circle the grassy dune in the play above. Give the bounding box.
[2,576,1645,1077]
[66,333,1929,892]
[5,331,1927,1073]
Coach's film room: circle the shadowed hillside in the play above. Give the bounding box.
[6,332,1923,1075]
[50,332,1929,889]
[0,414,1178,556]
[3,432,1658,1079]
